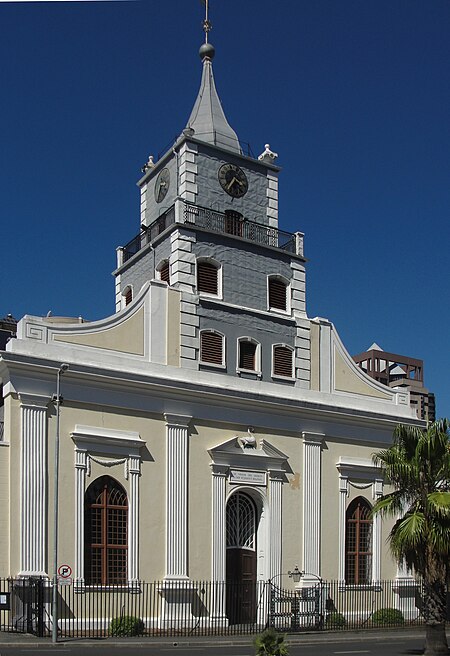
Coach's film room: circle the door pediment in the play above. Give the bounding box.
[208,436,292,477]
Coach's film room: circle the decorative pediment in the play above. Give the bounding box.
[208,435,292,479]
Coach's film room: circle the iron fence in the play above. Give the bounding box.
[0,578,430,639]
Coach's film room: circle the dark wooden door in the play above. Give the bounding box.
[226,548,257,624]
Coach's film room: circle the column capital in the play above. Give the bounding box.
[302,431,325,446]
[269,469,285,482]
[164,414,192,428]
[18,392,51,409]
[210,463,228,477]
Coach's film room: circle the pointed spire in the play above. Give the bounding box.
[184,1,241,154]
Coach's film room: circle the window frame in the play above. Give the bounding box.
[197,258,222,299]
[84,476,128,586]
[267,275,290,314]
[237,336,261,377]
[345,496,373,586]
[157,259,170,284]
[272,343,295,380]
[199,329,226,368]
[122,285,133,308]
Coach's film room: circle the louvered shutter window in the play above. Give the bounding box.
[269,278,287,311]
[160,261,170,283]
[198,261,219,295]
[273,346,293,377]
[239,341,256,371]
[125,288,132,306]
[200,331,223,365]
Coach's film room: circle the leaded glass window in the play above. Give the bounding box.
[345,497,372,585]
[226,492,256,550]
[84,476,128,585]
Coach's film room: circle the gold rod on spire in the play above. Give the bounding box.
[202,0,212,44]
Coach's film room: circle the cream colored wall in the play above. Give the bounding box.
[321,438,397,580]
[188,423,304,581]
[166,289,180,366]
[53,307,145,356]
[54,403,167,581]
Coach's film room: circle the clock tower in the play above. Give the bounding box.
[113,8,309,386]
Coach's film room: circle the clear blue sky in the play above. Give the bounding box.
[1,0,449,418]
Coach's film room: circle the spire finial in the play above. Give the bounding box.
[202,0,212,44]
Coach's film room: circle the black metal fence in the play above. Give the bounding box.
[0,578,428,639]
[121,201,297,263]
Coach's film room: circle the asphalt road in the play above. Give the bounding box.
[0,633,427,656]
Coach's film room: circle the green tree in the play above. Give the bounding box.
[373,419,450,655]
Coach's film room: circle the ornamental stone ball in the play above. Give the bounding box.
[199,42,215,60]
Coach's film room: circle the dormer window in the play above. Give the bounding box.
[197,259,221,297]
[158,259,170,284]
[272,344,294,379]
[237,337,261,376]
[200,330,225,367]
[268,276,289,313]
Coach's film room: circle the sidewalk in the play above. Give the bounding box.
[0,626,428,649]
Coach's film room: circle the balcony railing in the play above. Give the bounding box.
[121,202,298,264]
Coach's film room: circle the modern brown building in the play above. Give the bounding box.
[353,343,436,422]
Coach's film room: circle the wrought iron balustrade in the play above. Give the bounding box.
[121,202,296,264]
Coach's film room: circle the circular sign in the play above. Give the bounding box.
[58,564,72,578]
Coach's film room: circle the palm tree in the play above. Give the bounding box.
[373,419,450,656]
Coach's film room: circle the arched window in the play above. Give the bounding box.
[237,337,260,374]
[226,492,256,550]
[158,259,170,284]
[84,476,128,585]
[268,276,289,312]
[345,497,372,585]
[273,344,294,378]
[200,330,225,366]
[197,259,220,296]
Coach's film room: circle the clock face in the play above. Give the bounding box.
[154,168,170,203]
[218,163,248,198]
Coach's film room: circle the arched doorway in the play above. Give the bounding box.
[226,491,258,624]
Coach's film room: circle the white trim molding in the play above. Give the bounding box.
[18,393,50,577]
[71,424,146,587]
[336,457,384,586]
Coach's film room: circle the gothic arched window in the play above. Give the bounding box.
[345,497,372,585]
[84,476,128,585]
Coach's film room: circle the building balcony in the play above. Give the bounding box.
[118,200,304,266]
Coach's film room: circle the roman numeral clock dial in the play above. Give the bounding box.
[218,163,248,198]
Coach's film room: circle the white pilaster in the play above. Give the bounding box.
[211,464,227,582]
[74,448,87,585]
[19,393,50,577]
[301,432,324,584]
[164,414,192,579]
[338,475,349,584]
[210,464,228,626]
[128,455,141,585]
[269,471,283,580]
[372,478,383,583]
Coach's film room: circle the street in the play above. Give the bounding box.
[0,632,426,656]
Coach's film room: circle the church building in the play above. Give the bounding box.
[0,10,422,630]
